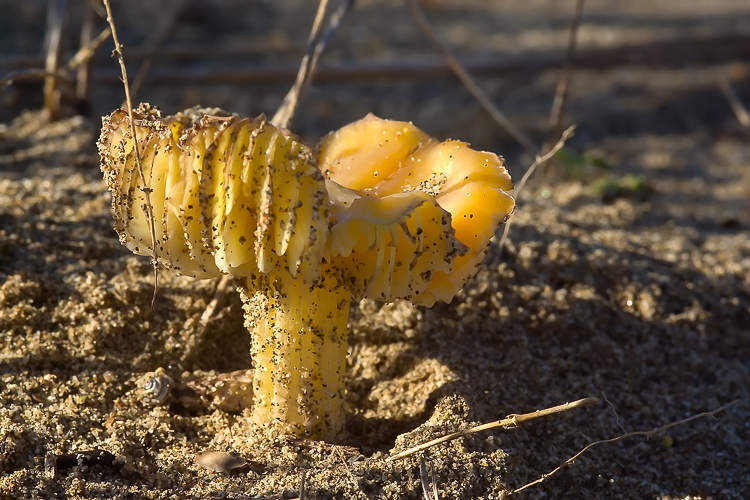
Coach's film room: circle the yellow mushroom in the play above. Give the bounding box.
[98,104,514,441]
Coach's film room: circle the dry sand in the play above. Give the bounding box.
[1,1,749,498]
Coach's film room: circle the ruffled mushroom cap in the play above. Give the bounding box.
[98,105,515,440]
[98,104,328,285]
[318,114,515,306]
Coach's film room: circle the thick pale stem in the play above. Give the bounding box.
[240,266,351,441]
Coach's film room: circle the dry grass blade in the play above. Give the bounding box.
[272,0,355,128]
[102,0,159,310]
[403,0,538,157]
[498,126,575,250]
[43,0,67,121]
[388,396,598,461]
[511,399,740,494]
[718,75,750,128]
[419,458,439,500]
[544,0,585,154]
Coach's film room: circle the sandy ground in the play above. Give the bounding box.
[1,1,749,498]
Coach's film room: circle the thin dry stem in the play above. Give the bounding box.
[498,126,575,250]
[512,399,740,494]
[601,392,627,434]
[272,0,330,128]
[388,396,598,461]
[545,0,584,153]
[403,0,538,157]
[102,0,159,309]
[718,75,750,128]
[272,0,355,128]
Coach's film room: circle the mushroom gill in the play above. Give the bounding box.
[98,105,515,441]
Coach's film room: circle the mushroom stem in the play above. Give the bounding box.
[240,265,351,441]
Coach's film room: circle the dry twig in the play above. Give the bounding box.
[403,0,538,156]
[388,396,598,461]
[601,392,627,434]
[67,27,112,72]
[102,0,159,310]
[511,399,740,494]
[498,126,575,250]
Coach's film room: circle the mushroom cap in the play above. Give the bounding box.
[98,104,329,284]
[99,107,515,306]
[318,114,515,306]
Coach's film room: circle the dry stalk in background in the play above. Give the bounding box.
[388,396,599,461]
[272,0,330,128]
[0,26,110,90]
[7,33,750,79]
[403,0,538,157]
[544,0,585,155]
[511,399,740,494]
[403,0,585,258]
[499,0,584,251]
[43,0,67,120]
[273,0,356,128]
[101,0,159,309]
[129,0,189,100]
[76,0,96,101]
[718,75,750,128]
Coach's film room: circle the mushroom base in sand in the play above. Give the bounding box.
[240,266,352,441]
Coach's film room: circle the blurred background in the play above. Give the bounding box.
[2,0,750,177]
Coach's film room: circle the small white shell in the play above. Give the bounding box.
[141,369,175,404]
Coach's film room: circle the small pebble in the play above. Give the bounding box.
[195,451,247,473]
